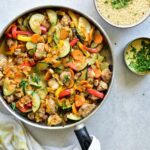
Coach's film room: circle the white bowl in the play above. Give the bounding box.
[94,0,150,28]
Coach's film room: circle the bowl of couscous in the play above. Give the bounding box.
[94,0,150,28]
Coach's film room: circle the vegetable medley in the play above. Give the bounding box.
[0,9,112,126]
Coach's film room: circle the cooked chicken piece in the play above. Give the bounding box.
[41,19,50,29]
[97,80,108,91]
[96,44,103,52]
[60,71,71,83]
[101,68,112,83]
[94,79,99,87]
[47,114,62,126]
[61,15,71,26]
[46,98,56,114]
[88,68,95,78]
[28,112,35,121]
[6,39,15,48]
[35,43,47,59]
[0,54,7,70]
[88,95,99,101]
[78,103,96,118]
[4,95,14,103]
[14,49,22,55]
[48,79,59,90]
[74,72,81,80]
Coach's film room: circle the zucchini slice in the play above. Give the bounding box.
[46,9,57,25]
[59,39,71,58]
[36,88,48,99]
[79,68,87,81]
[26,91,41,112]
[88,54,98,65]
[67,113,81,121]
[29,74,45,88]
[78,17,91,38]
[76,61,87,71]
[26,42,36,50]
[3,78,15,96]
[29,13,45,34]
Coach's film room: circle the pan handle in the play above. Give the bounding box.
[74,124,92,150]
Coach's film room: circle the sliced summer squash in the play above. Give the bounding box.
[3,78,15,96]
[88,54,98,65]
[59,39,71,58]
[79,68,87,81]
[78,17,91,36]
[26,91,41,112]
[29,13,45,34]
[29,74,45,88]
[36,88,48,99]
[26,42,36,50]
[67,113,81,121]
[46,9,57,25]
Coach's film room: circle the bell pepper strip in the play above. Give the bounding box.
[17,35,32,42]
[59,89,71,99]
[77,42,90,57]
[55,86,63,98]
[12,25,17,39]
[5,33,13,38]
[82,45,97,53]
[24,101,32,109]
[16,30,32,36]
[40,25,47,34]
[66,62,78,71]
[70,38,79,47]
[87,88,104,99]
[20,61,31,67]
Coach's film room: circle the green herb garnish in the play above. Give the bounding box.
[19,80,28,94]
[11,102,16,110]
[31,74,40,84]
[129,40,150,72]
[111,0,131,9]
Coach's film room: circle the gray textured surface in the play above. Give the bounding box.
[0,0,150,150]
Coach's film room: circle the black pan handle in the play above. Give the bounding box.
[74,124,92,150]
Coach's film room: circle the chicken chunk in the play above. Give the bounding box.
[97,80,108,91]
[35,43,47,59]
[60,71,71,85]
[78,103,96,118]
[61,15,71,26]
[101,68,112,83]
[4,95,14,103]
[0,54,7,70]
[48,79,59,90]
[46,98,56,114]
[47,114,62,126]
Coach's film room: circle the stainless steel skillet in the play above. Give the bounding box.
[0,5,114,150]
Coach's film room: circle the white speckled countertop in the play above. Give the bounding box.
[0,0,150,150]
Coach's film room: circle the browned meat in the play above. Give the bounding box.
[97,80,108,91]
[78,103,96,117]
[4,95,14,103]
[47,114,62,126]
[46,98,57,114]
[101,68,112,83]
[61,15,71,26]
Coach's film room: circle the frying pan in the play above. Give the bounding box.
[0,5,114,150]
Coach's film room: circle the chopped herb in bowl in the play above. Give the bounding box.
[124,38,150,75]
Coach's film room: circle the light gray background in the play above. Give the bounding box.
[0,0,150,150]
